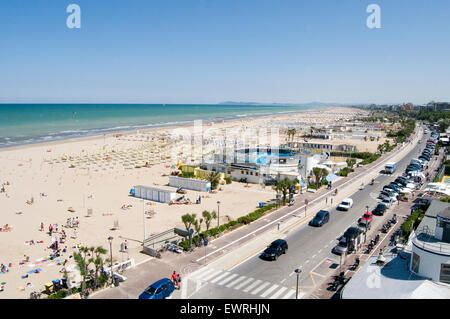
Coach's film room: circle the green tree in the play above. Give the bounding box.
[273,178,293,204]
[193,217,203,246]
[73,246,93,294]
[181,213,196,250]
[312,167,328,189]
[207,171,221,190]
[202,210,216,238]
[346,158,356,169]
[91,246,107,289]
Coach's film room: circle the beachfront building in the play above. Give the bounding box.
[341,200,450,299]
[410,201,450,283]
[198,146,313,186]
[286,141,356,154]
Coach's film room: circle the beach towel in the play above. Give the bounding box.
[26,268,42,274]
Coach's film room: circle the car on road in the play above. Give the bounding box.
[337,198,353,211]
[139,278,175,299]
[261,239,288,261]
[309,210,330,227]
[372,203,387,216]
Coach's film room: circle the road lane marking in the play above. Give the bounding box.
[270,287,287,299]
[251,282,270,295]
[243,279,262,292]
[234,277,253,290]
[260,284,279,298]
[218,273,238,286]
[226,275,246,288]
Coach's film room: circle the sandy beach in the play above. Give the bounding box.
[0,106,375,298]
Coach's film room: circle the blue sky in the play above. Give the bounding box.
[0,0,449,104]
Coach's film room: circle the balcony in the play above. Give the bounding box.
[412,226,450,255]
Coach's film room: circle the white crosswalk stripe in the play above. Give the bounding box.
[260,284,279,298]
[269,287,287,299]
[226,275,247,288]
[209,271,230,284]
[250,282,270,295]
[187,267,296,299]
[233,277,253,290]
[282,289,297,299]
[201,269,222,282]
[218,273,238,286]
[189,267,216,281]
[243,279,262,293]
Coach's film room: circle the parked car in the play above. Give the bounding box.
[309,210,330,227]
[372,203,387,216]
[381,197,393,208]
[261,239,288,260]
[332,227,363,255]
[337,198,353,211]
[139,278,175,299]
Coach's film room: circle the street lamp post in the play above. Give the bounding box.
[295,268,302,299]
[143,199,146,243]
[366,205,369,213]
[108,236,114,286]
[217,201,221,230]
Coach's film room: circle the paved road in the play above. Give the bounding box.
[186,129,431,299]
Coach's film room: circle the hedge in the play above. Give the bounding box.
[178,203,277,251]
[401,209,425,239]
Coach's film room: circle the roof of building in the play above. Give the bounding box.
[341,251,450,299]
[418,200,450,235]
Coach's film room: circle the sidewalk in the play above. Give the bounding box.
[92,127,423,299]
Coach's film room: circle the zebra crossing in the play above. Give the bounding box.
[187,267,303,299]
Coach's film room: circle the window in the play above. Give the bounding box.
[255,173,258,176]
[440,264,450,284]
[241,170,244,174]
[246,171,249,175]
[411,252,420,273]
[250,172,253,175]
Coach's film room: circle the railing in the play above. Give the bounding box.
[412,226,450,255]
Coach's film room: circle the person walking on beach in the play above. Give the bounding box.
[40,222,44,232]
[49,224,53,237]
[76,217,79,228]
[73,228,77,239]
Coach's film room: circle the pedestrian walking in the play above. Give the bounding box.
[76,217,79,228]
[40,222,44,232]
[326,197,328,205]
[49,224,53,237]
[73,228,77,239]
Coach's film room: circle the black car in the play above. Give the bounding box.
[262,239,288,260]
[372,203,387,216]
[309,210,330,227]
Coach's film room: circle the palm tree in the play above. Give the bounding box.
[193,217,203,246]
[181,213,196,250]
[312,167,328,189]
[207,171,221,190]
[346,158,356,169]
[273,178,293,204]
[202,210,216,238]
[73,246,93,294]
[92,246,107,289]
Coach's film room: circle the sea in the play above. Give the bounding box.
[0,104,327,149]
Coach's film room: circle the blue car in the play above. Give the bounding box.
[139,278,175,299]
